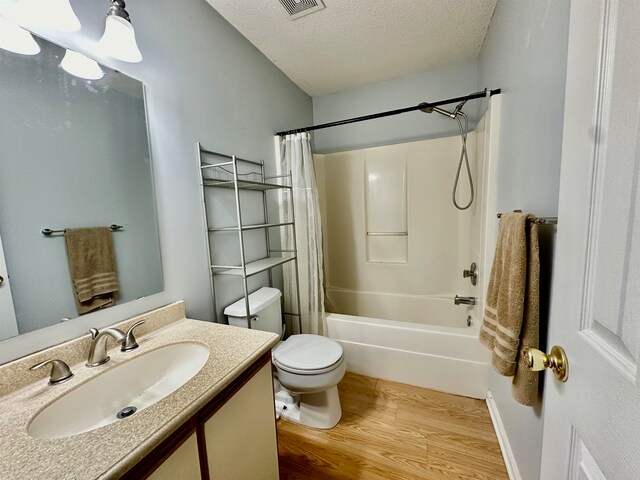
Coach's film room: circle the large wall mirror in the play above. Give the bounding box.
[0,34,163,342]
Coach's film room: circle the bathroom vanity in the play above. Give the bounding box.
[0,302,280,479]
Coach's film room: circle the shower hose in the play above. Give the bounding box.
[452,111,474,211]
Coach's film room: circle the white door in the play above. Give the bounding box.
[540,1,640,479]
[0,233,18,339]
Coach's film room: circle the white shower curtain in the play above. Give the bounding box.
[278,133,326,336]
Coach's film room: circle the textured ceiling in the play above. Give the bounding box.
[205,0,497,96]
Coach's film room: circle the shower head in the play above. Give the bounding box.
[419,99,467,119]
[431,106,457,118]
[419,103,456,119]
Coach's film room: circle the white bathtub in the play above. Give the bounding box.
[326,311,490,399]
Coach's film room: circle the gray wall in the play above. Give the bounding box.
[477,1,570,479]
[312,60,478,153]
[0,0,312,362]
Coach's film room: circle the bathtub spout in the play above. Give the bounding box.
[454,295,476,306]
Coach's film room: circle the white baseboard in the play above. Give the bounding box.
[486,391,522,480]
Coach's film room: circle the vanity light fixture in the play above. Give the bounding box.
[0,16,40,55]
[10,0,81,32]
[97,0,142,63]
[60,49,104,80]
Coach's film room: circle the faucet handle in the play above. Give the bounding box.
[463,262,478,285]
[121,320,145,352]
[89,327,100,340]
[30,359,74,385]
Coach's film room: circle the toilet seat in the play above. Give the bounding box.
[273,334,343,375]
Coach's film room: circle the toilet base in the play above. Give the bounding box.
[275,386,342,429]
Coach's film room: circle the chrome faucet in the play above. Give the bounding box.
[86,327,126,367]
[454,295,476,306]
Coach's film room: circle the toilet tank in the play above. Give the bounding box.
[224,287,283,336]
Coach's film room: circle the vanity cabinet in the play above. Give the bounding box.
[203,363,279,479]
[147,433,201,480]
[121,352,278,480]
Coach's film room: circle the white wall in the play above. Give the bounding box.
[0,0,312,363]
[477,1,571,479]
[312,60,479,153]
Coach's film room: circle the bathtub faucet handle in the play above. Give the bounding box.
[463,263,478,286]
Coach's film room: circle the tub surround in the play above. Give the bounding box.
[0,301,279,479]
[314,135,481,319]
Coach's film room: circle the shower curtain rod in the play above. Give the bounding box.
[276,88,501,136]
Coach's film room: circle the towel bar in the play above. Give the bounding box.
[41,224,124,236]
[366,232,408,236]
[496,213,557,225]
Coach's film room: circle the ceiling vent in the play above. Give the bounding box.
[278,0,325,20]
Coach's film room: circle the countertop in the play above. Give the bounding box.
[0,308,279,479]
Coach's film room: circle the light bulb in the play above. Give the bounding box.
[10,0,81,32]
[0,16,40,55]
[60,49,104,80]
[98,14,142,63]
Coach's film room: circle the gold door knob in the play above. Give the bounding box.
[523,345,569,382]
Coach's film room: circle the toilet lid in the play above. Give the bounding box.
[273,334,343,374]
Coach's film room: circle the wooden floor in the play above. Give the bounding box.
[277,373,508,480]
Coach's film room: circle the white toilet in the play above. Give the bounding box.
[225,287,346,429]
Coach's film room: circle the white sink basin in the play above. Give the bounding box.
[28,342,210,439]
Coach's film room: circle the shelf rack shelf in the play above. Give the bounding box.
[203,179,292,191]
[197,144,302,332]
[208,221,294,233]
[211,255,297,277]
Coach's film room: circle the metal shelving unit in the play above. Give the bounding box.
[197,143,302,332]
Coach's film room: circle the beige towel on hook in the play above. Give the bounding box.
[65,227,119,315]
[480,212,540,406]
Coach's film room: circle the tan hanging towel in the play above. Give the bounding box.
[480,212,540,406]
[65,227,119,315]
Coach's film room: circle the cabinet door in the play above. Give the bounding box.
[147,433,201,480]
[204,363,279,479]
